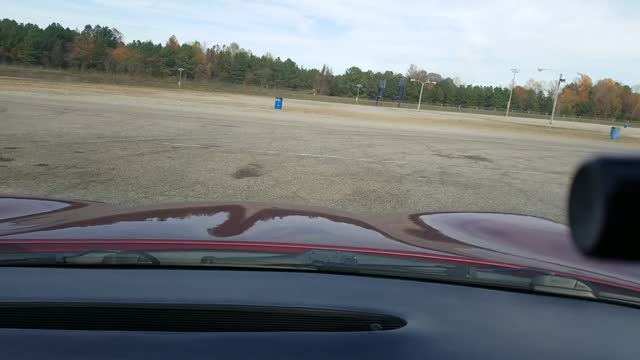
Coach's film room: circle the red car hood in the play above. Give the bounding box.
[1,197,639,293]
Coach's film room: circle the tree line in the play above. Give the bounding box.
[1,18,638,121]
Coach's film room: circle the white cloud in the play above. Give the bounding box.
[3,0,639,85]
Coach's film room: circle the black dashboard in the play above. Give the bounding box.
[0,267,638,359]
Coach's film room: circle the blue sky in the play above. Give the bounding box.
[2,0,639,87]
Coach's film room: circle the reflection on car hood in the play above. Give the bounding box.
[0,197,638,291]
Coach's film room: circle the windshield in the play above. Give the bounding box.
[1,1,639,303]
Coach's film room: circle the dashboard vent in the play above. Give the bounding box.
[0,304,406,332]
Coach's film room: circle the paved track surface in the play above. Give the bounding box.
[1,79,638,223]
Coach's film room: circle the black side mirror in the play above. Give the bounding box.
[569,156,640,260]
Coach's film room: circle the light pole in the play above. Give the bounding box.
[505,68,520,118]
[538,68,566,125]
[177,67,185,89]
[355,84,362,104]
[410,78,436,110]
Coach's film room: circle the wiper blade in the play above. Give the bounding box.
[203,249,489,279]
[0,250,160,265]
[4,248,637,306]
[0,253,62,265]
[67,250,161,265]
[220,249,602,299]
[202,249,455,271]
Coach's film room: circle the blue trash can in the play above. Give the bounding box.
[610,127,620,140]
[274,97,283,110]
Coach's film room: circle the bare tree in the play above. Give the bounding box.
[314,65,333,95]
[406,64,428,81]
[524,78,544,92]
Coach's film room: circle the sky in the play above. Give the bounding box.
[3,0,639,87]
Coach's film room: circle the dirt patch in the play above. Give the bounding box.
[3,146,19,150]
[0,156,15,162]
[461,154,492,162]
[433,153,456,159]
[212,124,239,128]
[233,163,264,179]
[434,152,493,163]
[34,163,49,167]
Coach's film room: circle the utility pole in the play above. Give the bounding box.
[538,68,566,125]
[550,73,565,125]
[505,68,519,118]
[356,84,362,104]
[177,67,185,89]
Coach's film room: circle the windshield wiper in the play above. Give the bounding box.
[0,249,160,265]
[2,248,638,307]
[201,249,542,288]
[201,248,460,275]
[217,250,604,299]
